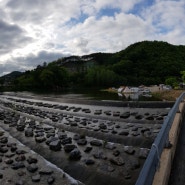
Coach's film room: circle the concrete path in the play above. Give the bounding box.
[168,118,185,185]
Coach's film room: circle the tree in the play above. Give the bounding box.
[165,77,178,88]
[180,71,185,83]
[40,69,54,87]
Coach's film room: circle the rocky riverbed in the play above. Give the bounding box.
[0,94,172,185]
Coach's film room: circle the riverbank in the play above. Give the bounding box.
[152,90,185,101]
[104,88,185,101]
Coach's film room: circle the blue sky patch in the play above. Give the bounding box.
[97,7,121,18]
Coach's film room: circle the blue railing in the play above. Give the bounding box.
[135,92,185,185]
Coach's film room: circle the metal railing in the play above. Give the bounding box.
[135,92,185,185]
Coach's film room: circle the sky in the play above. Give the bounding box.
[0,0,185,76]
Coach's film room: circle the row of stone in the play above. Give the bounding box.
[0,110,150,161]
[0,102,161,141]
[3,97,169,121]
[0,130,75,185]
[0,99,152,185]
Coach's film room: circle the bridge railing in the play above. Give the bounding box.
[135,92,185,185]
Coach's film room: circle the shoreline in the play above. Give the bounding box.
[1,92,175,108]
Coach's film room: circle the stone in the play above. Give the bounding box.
[145,115,154,120]
[131,131,140,136]
[35,131,45,137]
[99,164,115,172]
[84,159,95,165]
[0,173,3,179]
[64,144,77,153]
[77,139,87,145]
[49,139,61,151]
[113,150,120,157]
[27,156,38,164]
[32,174,40,182]
[79,121,87,126]
[90,140,102,146]
[46,133,55,138]
[15,180,24,185]
[27,164,38,173]
[124,171,131,179]
[16,125,25,132]
[135,114,143,120]
[73,134,80,140]
[119,130,129,136]
[16,149,27,155]
[0,131,4,136]
[113,112,120,117]
[99,123,107,130]
[0,146,8,153]
[141,128,150,133]
[144,131,154,138]
[46,137,59,145]
[69,149,81,160]
[109,157,125,166]
[39,168,53,175]
[93,151,107,160]
[25,128,34,137]
[84,146,93,153]
[131,127,138,131]
[104,143,116,150]
[15,155,26,161]
[124,146,135,155]
[111,130,117,134]
[115,124,120,128]
[138,148,150,159]
[129,159,140,170]
[104,111,111,116]
[120,112,130,119]
[47,176,55,184]
[156,116,163,120]
[84,109,91,113]
[61,137,72,145]
[0,136,8,143]
[9,122,17,127]
[58,132,67,140]
[11,145,17,152]
[11,162,25,169]
[35,136,46,143]
[94,110,102,115]
[5,152,15,158]
[5,158,14,164]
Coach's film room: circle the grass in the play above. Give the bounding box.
[152,90,185,101]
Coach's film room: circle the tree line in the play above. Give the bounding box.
[1,40,185,91]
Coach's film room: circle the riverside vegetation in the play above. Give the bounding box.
[1,41,185,92]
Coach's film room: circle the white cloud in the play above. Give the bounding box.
[0,0,184,76]
[141,0,185,44]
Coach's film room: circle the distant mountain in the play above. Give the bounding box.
[1,71,23,79]
[0,71,23,86]
[1,40,185,90]
[53,40,185,85]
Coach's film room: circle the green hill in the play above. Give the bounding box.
[1,40,185,90]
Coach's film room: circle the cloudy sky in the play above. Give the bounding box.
[0,0,185,76]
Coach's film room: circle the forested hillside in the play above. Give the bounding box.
[1,40,185,91]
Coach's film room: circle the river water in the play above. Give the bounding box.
[1,88,159,102]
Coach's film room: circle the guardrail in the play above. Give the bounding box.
[135,92,185,185]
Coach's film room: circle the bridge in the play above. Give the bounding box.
[136,92,185,185]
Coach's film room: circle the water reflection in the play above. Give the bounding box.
[2,88,158,102]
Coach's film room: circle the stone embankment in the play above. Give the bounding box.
[0,95,172,185]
